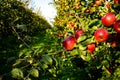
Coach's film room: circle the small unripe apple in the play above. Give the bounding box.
[69,12,74,16]
[75,3,80,9]
[94,28,109,42]
[68,21,74,26]
[114,20,120,33]
[101,13,116,27]
[108,35,118,47]
[57,33,63,37]
[87,43,95,53]
[86,9,90,13]
[105,1,111,9]
[111,41,118,47]
[95,0,102,6]
[63,36,76,50]
[75,29,84,40]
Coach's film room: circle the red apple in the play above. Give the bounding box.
[114,20,120,33]
[114,0,120,4]
[101,13,116,27]
[63,36,76,50]
[94,28,109,42]
[75,29,84,40]
[114,0,118,4]
[87,43,95,53]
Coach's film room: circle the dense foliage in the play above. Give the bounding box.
[1,0,120,80]
[0,0,52,80]
[53,0,120,80]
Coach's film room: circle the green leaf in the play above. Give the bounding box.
[81,37,95,46]
[71,49,78,55]
[26,57,33,64]
[52,57,58,66]
[16,24,27,31]
[32,62,40,67]
[81,1,86,6]
[92,26,98,30]
[96,64,102,69]
[88,19,99,28]
[19,48,28,57]
[116,13,120,20]
[91,7,96,12]
[25,77,32,80]
[12,59,22,67]
[78,44,86,50]
[11,68,24,79]
[114,67,120,76]
[13,17,21,23]
[42,55,53,65]
[77,35,87,43]
[7,57,16,63]
[80,51,91,61]
[30,68,39,78]
[40,62,48,69]
[102,60,110,68]
[106,55,112,61]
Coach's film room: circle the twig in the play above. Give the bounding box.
[11,26,35,52]
[42,50,66,56]
[21,64,31,69]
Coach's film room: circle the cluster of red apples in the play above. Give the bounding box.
[63,12,120,53]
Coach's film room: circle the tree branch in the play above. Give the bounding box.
[11,26,35,52]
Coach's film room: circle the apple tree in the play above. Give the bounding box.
[52,0,120,79]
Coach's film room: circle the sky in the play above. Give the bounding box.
[29,0,57,26]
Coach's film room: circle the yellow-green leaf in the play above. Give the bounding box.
[30,68,39,78]
[11,68,23,79]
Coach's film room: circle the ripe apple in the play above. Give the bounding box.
[63,36,76,50]
[114,0,120,4]
[75,29,84,40]
[87,43,95,53]
[101,13,116,27]
[114,20,120,33]
[94,28,109,42]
